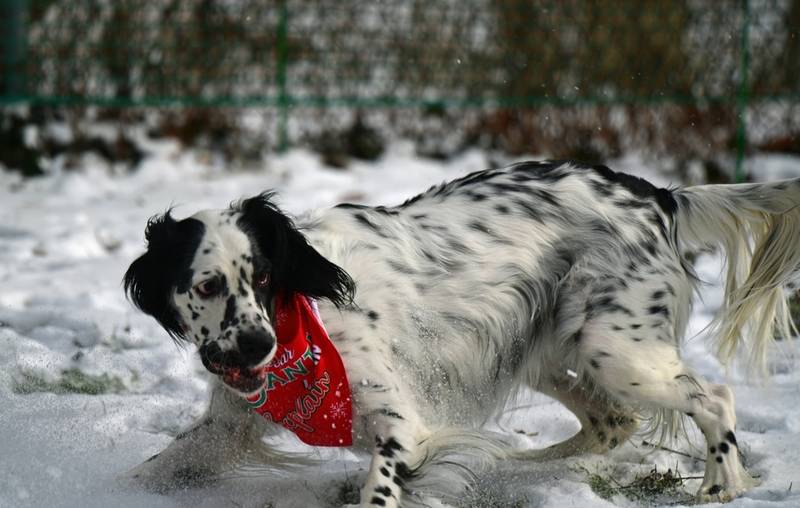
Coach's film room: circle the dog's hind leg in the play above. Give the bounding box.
[514,377,639,461]
[579,319,759,502]
[120,379,277,491]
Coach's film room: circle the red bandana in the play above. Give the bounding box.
[244,293,353,447]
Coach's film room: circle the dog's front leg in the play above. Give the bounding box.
[358,431,419,508]
[351,385,430,508]
[121,379,270,491]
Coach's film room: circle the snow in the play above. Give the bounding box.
[1,145,799,507]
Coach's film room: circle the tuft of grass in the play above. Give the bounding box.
[580,465,692,503]
[586,471,618,500]
[332,477,361,507]
[14,368,126,395]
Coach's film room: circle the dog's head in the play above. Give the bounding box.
[124,192,355,394]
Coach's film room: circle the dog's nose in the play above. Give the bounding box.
[237,331,276,367]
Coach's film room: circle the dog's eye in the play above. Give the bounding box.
[256,273,270,288]
[195,277,222,298]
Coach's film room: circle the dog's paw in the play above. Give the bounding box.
[695,484,744,503]
[695,478,759,504]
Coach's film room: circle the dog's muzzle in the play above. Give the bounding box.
[199,332,276,393]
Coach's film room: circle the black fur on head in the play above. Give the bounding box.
[236,192,356,309]
[124,211,206,342]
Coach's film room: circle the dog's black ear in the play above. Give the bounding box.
[237,192,356,308]
[124,212,205,342]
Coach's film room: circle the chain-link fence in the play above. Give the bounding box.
[2,0,799,177]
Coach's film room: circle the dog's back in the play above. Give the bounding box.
[303,162,687,422]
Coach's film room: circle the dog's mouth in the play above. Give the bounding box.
[211,364,269,394]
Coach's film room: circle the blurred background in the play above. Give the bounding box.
[1,0,799,181]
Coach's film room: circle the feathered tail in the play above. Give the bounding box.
[673,178,800,373]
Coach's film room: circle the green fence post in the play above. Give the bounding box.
[2,0,28,99]
[735,0,751,183]
[276,0,289,153]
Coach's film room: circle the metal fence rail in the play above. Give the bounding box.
[2,0,799,175]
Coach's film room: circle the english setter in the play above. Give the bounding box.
[123,161,800,506]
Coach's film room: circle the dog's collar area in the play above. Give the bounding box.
[243,292,353,447]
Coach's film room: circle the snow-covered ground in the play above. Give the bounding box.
[1,142,799,508]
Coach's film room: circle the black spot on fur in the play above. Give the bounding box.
[512,161,571,183]
[354,212,389,238]
[719,442,730,454]
[469,221,491,235]
[466,191,488,202]
[370,497,387,506]
[379,467,391,478]
[378,437,404,458]
[367,310,380,321]
[220,295,237,330]
[395,461,413,481]
[513,199,545,222]
[725,430,738,446]
[495,204,510,214]
[710,446,716,454]
[716,456,723,463]
[648,305,669,318]
[615,198,649,209]
[587,296,634,317]
[375,485,392,497]
[589,359,600,369]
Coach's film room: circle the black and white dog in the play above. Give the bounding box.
[123,161,800,506]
